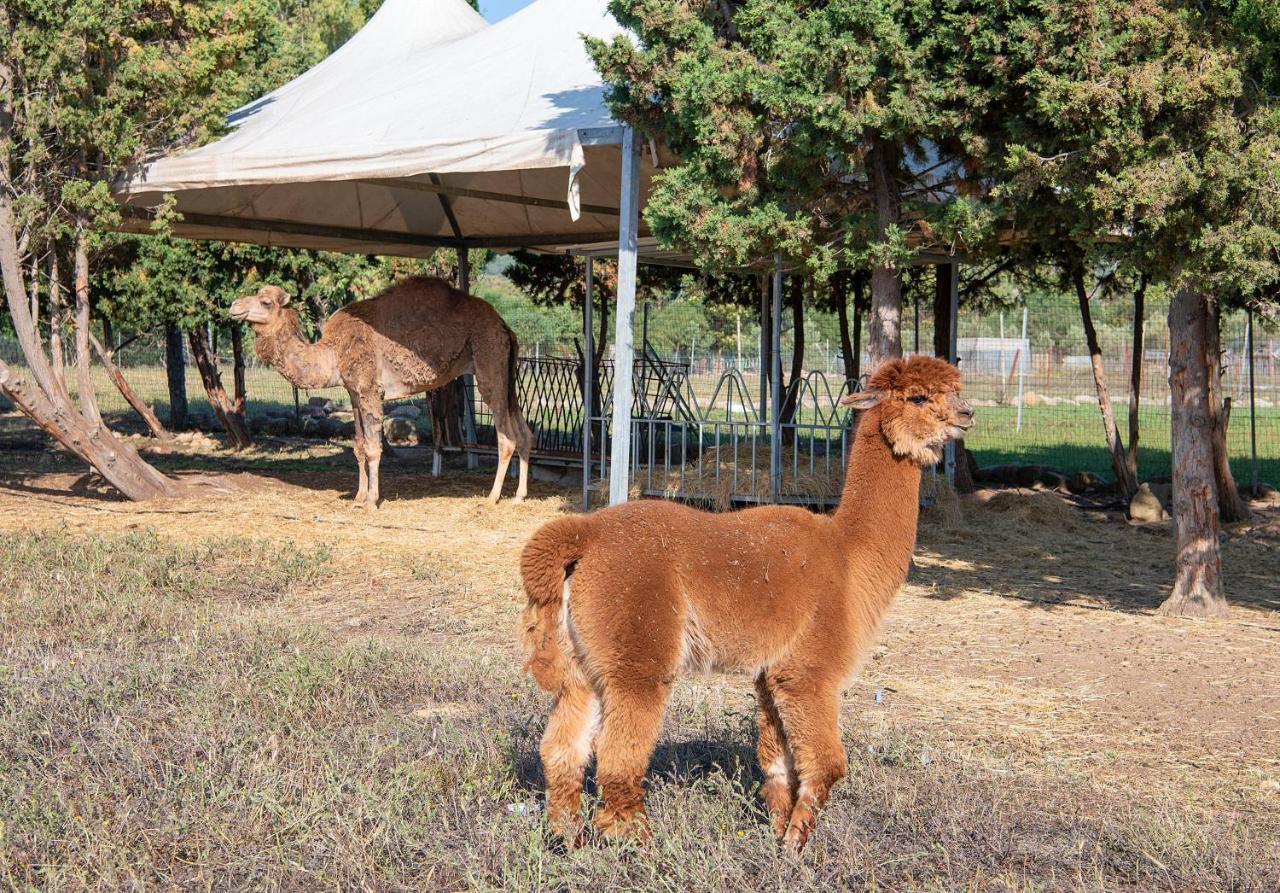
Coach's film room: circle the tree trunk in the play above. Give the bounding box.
[933,262,952,360]
[760,273,772,413]
[779,275,805,429]
[48,250,67,398]
[1206,302,1250,522]
[835,273,855,385]
[89,331,171,440]
[72,221,103,430]
[866,134,903,368]
[27,253,39,328]
[851,273,864,382]
[0,359,179,498]
[165,323,189,429]
[1126,275,1146,486]
[188,327,252,449]
[1072,266,1137,501]
[0,167,178,499]
[1159,286,1228,618]
[230,322,247,415]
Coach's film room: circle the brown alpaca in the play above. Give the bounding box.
[520,356,973,851]
[229,276,533,507]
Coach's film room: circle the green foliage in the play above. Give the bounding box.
[586,0,1004,277]
[994,0,1280,310]
[2,0,280,243]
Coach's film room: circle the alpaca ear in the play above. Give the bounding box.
[840,389,884,410]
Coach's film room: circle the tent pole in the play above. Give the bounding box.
[945,260,959,486]
[459,250,478,469]
[583,256,594,511]
[609,126,642,505]
[771,252,783,503]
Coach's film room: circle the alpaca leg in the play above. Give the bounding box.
[540,678,600,843]
[755,673,798,838]
[351,405,369,506]
[593,683,669,842]
[769,678,846,852]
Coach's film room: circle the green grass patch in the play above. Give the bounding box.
[1,530,1275,891]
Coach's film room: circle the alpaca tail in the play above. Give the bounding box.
[521,515,593,692]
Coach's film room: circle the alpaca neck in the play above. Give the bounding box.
[252,311,339,390]
[832,407,923,604]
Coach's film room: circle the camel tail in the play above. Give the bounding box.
[504,323,522,417]
[521,516,593,692]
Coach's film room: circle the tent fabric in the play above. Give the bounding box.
[115,0,650,258]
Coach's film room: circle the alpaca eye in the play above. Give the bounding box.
[908,395,928,406]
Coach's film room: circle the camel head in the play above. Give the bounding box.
[229,285,294,328]
[840,355,974,465]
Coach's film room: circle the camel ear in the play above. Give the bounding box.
[840,389,884,410]
[274,288,291,306]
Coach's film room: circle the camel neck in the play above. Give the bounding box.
[832,407,922,568]
[254,311,338,390]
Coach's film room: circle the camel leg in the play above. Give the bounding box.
[768,673,846,853]
[428,391,445,478]
[488,431,516,504]
[541,677,600,844]
[351,402,369,507]
[355,394,384,509]
[473,340,533,505]
[593,682,669,842]
[755,672,799,838]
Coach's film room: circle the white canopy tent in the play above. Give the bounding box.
[116,0,655,259]
[115,0,963,506]
[116,0,653,503]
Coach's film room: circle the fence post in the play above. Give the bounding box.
[582,256,594,512]
[1249,308,1258,496]
[771,253,783,503]
[459,251,478,470]
[1016,306,1028,432]
[945,261,959,486]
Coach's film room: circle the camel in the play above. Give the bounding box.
[520,355,973,851]
[229,276,533,507]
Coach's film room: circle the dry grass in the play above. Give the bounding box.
[1,422,1279,891]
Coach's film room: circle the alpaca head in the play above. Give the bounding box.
[228,285,294,328]
[840,356,974,465]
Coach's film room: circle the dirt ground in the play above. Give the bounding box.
[2,422,1279,832]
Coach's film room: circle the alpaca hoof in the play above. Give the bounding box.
[594,811,650,846]
[781,823,811,854]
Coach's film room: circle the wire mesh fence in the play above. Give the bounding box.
[3,280,1277,494]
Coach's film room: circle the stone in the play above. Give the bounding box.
[263,416,292,436]
[1246,483,1280,505]
[1127,483,1168,524]
[389,404,422,420]
[1015,465,1046,488]
[1067,470,1102,494]
[1036,470,1068,492]
[383,416,419,446]
[975,464,1020,485]
[1145,481,1173,511]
